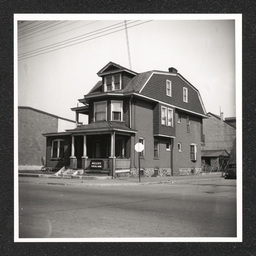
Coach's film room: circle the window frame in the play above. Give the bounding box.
[183,87,188,103]
[186,115,190,133]
[166,142,171,151]
[167,108,173,126]
[104,74,122,91]
[138,137,145,157]
[110,100,123,121]
[51,139,65,159]
[161,106,173,127]
[178,142,182,152]
[177,112,181,123]
[161,106,167,125]
[166,80,172,97]
[94,101,107,121]
[154,139,159,158]
[190,143,197,161]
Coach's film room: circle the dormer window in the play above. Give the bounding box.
[104,74,122,91]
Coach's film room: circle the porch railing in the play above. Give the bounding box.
[116,158,130,169]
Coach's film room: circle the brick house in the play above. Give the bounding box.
[201,112,236,172]
[18,106,76,170]
[43,62,207,176]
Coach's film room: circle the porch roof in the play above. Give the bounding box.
[66,121,137,134]
[201,150,229,157]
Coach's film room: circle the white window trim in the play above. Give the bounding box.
[104,74,122,92]
[94,101,107,121]
[161,106,167,125]
[178,142,182,152]
[190,143,197,161]
[166,142,171,151]
[166,80,172,97]
[51,139,64,159]
[183,87,188,103]
[110,100,123,121]
[167,108,173,127]
[139,137,145,157]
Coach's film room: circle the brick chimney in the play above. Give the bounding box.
[220,112,224,121]
[168,67,178,74]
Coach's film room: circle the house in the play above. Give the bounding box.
[43,62,207,176]
[18,106,76,170]
[201,112,236,172]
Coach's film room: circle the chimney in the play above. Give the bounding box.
[220,112,224,121]
[168,67,178,74]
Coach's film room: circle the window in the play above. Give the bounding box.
[166,142,171,151]
[51,139,64,159]
[183,87,188,102]
[154,140,159,158]
[161,106,167,125]
[178,113,181,123]
[115,139,125,158]
[166,80,172,97]
[186,116,190,133]
[94,101,107,121]
[104,74,121,91]
[167,108,173,126]
[111,101,123,121]
[139,138,145,157]
[161,106,173,127]
[190,144,197,161]
[178,142,182,152]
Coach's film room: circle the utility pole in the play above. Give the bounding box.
[124,20,132,69]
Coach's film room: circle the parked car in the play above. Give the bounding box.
[224,163,236,179]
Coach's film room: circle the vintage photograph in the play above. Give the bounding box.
[14,14,242,242]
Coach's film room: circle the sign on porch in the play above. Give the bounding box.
[134,142,144,152]
[90,160,103,169]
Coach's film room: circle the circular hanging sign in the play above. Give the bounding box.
[134,142,144,152]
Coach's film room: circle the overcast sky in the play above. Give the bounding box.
[16,14,239,122]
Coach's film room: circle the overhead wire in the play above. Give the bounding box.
[19,20,100,49]
[19,20,138,57]
[19,20,150,60]
[18,21,54,34]
[19,21,69,41]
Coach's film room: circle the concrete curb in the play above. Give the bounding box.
[19,176,223,187]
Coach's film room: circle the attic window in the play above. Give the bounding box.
[104,74,122,91]
[183,87,188,103]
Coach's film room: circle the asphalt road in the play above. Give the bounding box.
[18,179,236,239]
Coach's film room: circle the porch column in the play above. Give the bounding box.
[70,135,77,169]
[82,135,89,170]
[109,132,116,178]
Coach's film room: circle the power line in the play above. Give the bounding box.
[18,21,54,34]
[19,20,137,57]
[19,21,99,49]
[19,21,68,40]
[18,20,152,61]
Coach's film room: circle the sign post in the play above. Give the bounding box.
[134,142,144,182]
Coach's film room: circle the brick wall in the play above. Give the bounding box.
[18,107,58,167]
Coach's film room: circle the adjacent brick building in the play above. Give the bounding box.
[43,62,207,176]
[201,112,236,171]
[18,106,76,170]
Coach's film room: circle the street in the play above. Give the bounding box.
[18,179,236,238]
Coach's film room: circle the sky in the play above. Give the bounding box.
[16,14,240,123]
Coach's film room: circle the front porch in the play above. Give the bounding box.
[68,122,136,176]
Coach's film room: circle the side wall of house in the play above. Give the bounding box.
[18,108,58,168]
[131,99,172,175]
[173,111,202,175]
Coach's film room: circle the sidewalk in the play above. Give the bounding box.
[18,172,224,187]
